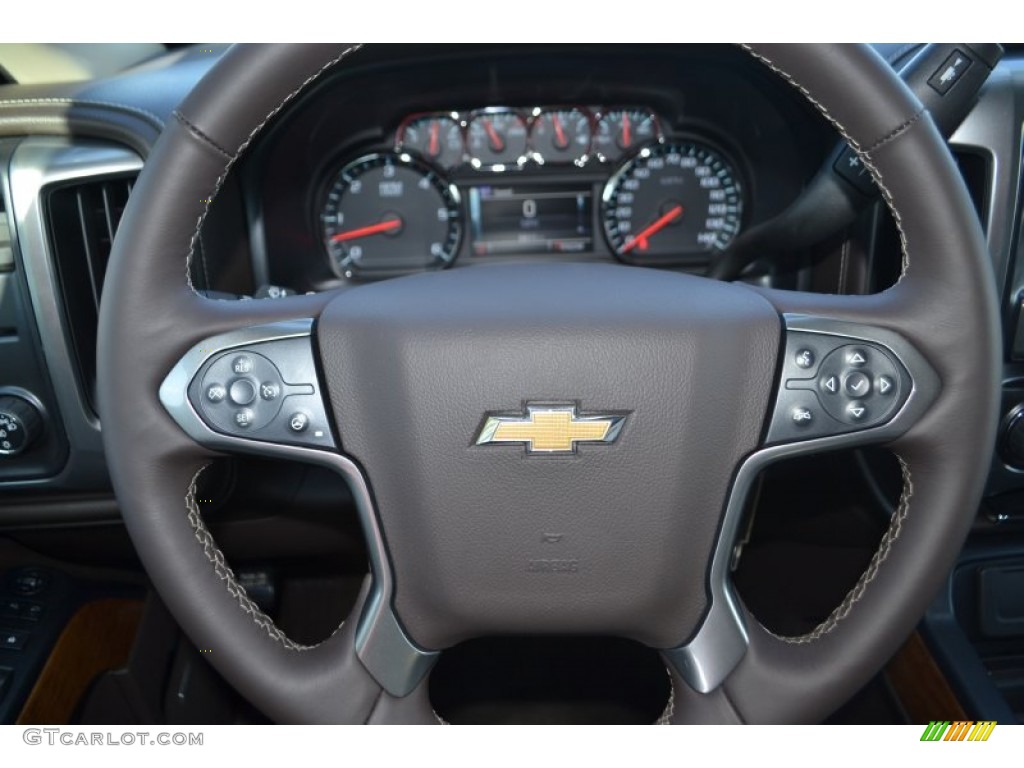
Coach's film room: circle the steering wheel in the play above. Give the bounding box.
[96,44,1000,724]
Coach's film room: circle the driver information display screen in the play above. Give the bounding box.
[468,184,593,256]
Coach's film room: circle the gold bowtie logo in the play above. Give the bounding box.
[475,405,626,453]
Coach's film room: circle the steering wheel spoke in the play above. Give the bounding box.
[157,308,439,701]
[662,305,940,695]
[662,290,939,691]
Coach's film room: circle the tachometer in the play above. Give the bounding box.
[321,153,462,278]
[601,141,743,264]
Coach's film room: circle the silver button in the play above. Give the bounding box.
[206,384,227,403]
[794,349,815,369]
[229,379,257,406]
[791,407,814,426]
[232,355,254,375]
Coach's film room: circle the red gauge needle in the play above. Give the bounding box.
[428,121,440,157]
[331,217,402,243]
[621,112,632,149]
[483,120,505,152]
[552,115,568,149]
[621,205,683,254]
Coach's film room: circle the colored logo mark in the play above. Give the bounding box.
[920,721,996,742]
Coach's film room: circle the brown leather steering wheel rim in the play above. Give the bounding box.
[97,43,1000,724]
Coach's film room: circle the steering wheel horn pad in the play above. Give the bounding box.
[319,263,779,649]
[99,44,1000,723]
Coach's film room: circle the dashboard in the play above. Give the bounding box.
[0,42,1022,727]
[239,46,833,294]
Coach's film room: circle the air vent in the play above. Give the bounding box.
[953,149,989,232]
[45,175,135,413]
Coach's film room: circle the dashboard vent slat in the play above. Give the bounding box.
[46,174,136,413]
[74,189,103,308]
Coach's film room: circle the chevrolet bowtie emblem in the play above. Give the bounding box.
[475,405,627,453]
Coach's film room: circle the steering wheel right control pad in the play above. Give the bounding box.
[767,329,913,445]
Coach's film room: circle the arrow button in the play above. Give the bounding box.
[821,375,839,395]
[846,349,868,367]
[845,401,868,422]
[877,375,895,396]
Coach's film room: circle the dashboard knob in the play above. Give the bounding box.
[0,395,43,457]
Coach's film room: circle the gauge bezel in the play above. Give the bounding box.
[465,107,531,170]
[600,138,746,267]
[528,106,595,167]
[394,111,467,170]
[320,151,463,281]
[592,107,664,164]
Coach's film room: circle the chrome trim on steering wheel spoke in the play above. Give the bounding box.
[159,318,438,697]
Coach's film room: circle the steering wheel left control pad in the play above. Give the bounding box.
[186,336,334,450]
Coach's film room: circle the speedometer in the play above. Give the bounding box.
[601,141,743,264]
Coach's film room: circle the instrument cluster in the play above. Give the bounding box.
[319,105,746,280]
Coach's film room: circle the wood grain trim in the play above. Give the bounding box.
[17,599,143,725]
[885,631,968,723]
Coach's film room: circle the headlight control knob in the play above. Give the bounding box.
[0,395,43,457]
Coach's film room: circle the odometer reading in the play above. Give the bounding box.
[322,153,462,278]
[602,142,743,263]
